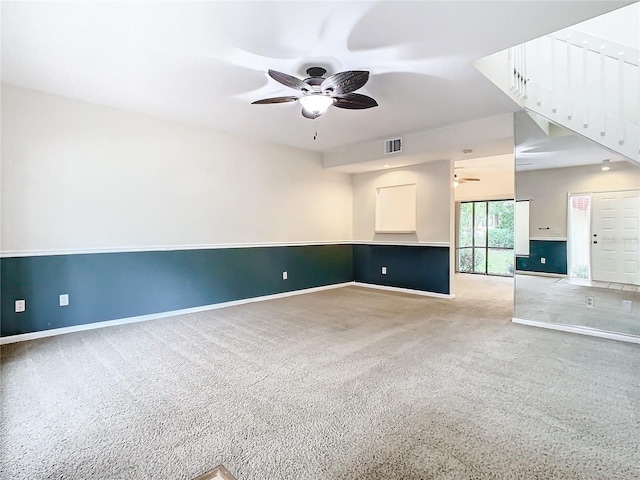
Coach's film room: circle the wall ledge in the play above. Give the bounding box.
[1,241,449,258]
[529,237,568,241]
[0,241,353,258]
[352,241,450,247]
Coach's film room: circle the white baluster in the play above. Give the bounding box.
[509,48,515,93]
[583,40,589,128]
[519,44,524,97]
[618,52,625,145]
[536,38,542,106]
[523,42,527,100]
[551,38,557,113]
[515,46,520,96]
[600,45,606,136]
[566,35,572,119]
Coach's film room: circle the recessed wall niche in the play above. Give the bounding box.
[375,183,417,233]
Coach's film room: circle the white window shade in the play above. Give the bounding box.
[515,200,530,256]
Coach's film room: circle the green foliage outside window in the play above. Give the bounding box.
[458,200,515,275]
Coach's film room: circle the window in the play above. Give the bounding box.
[457,200,515,276]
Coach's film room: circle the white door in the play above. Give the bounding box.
[591,190,640,285]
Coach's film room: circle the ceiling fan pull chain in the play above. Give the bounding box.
[314,120,318,140]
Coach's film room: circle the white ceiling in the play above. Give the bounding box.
[1,1,631,157]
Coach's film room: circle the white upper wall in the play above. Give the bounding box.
[1,84,353,253]
[516,161,640,238]
[352,160,451,244]
[455,153,514,202]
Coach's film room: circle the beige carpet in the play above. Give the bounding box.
[1,276,639,479]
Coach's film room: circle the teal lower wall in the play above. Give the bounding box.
[353,244,450,294]
[1,243,451,337]
[516,240,567,275]
[1,245,352,337]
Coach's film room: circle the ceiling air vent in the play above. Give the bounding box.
[384,138,402,155]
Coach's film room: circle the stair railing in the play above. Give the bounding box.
[509,28,639,160]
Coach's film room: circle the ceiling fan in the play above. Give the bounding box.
[454,174,480,187]
[453,166,480,185]
[252,67,378,119]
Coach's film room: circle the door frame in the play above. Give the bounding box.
[567,188,640,284]
[590,188,640,285]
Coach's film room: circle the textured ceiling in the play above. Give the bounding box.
[1,1,631,154]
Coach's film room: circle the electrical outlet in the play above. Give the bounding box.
[15,300,26,313]
[540,257,546,264]
[622,300,633,313]
[585,296,595,308]
[59,294,69,307]
[381,266,387,275]
[282,271,287,280]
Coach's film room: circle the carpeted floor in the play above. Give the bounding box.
[1,275,639,479]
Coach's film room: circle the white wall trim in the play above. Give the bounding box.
[1,241,450,258]
[455,194,514,202]
[515,270,567,278]
[0,282,353,345]
[512,317,640,344]
[352,241,450,247]
[0,241,353,258]
[353,282,455,299]
[529,237,568,241]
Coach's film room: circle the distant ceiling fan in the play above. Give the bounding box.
[252,67,378,119]
[454,174,480,187]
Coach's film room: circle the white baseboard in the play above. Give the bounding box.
[512,317,640,344]
[515,270,567,278]
[0,282,353,345]
[353,282,455,299]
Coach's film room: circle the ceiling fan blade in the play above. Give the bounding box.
[333,93,378,110]
[321,70,369,95]
[301,108,322,120]
[268,70,309,92]
[252,96,299,105]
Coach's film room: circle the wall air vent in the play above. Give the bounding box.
[384,138,402,155]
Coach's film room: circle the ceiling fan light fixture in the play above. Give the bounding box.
[299,94,334,116]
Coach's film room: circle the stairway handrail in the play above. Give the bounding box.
[549,28,639,67]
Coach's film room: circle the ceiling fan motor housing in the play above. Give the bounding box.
[304,67,327,89]
[306,67,327,77]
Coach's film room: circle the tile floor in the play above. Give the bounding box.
[560,278,639,292]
